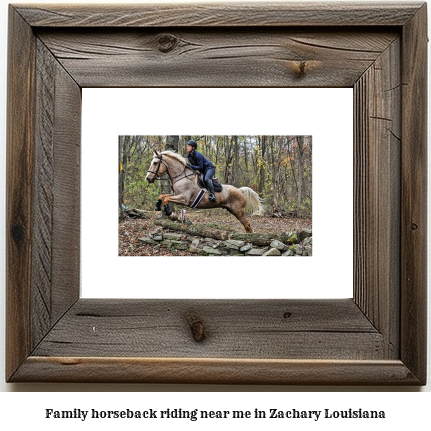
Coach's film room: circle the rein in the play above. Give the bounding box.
[147,154,195,192]
[146,154,164,179]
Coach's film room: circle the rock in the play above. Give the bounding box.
[138,237,159,245]
[191,238,200,246]
[225,239,246,250]
[245,248,265,256]
[282,250,294,256]
[203,246,223,255]
[263,248,281,256]
[298,229,312,241]
[189,245,204,254]
[303,236,312,246]
[304,245,312,256]
[291,244,304,255]
[163,233,183,241]
[270,240,288,251]
[240,243,253,252]
[149,234,163,241]
[170,240,188,250]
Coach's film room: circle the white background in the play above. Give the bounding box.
[0,0,429,422]
[82,87,353,299]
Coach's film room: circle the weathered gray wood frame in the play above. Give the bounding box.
[6,2,427,384]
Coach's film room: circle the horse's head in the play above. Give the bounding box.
[146,151,167,183]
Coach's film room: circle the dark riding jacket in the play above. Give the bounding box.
[187,150,215,174]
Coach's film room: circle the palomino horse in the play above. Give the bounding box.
[145,150,264,233]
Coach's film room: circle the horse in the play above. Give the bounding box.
[145,150,264,233]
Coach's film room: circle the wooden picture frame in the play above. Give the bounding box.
[6,2,427,385]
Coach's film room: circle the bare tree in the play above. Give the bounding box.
[118,135,132,219]
[162,136,179,213]
[296,135,305,217]
[258,135,267,194]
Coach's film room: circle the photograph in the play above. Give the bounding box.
[119,135,312,257]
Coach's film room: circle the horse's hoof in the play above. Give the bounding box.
[155,199,162,211]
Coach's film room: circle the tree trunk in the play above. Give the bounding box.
[182,135,192,154]
[118,136,124,220]
[118,135,131,220]
[163,136,179,215]
[258,135,266,194]
[223,135,233,183]
[232,135,239,186]
[243,136,249,172]
[296,135,305,218]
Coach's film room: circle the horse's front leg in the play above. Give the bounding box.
[156,193,171,205]
[158,194,189,206]
[158,194,188,219]
[154,194,170,211]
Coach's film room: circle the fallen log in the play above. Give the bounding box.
[125,208,149,219]
[153,220,300,246]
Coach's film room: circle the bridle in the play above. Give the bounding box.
[147,153,195,191]
[146,154,165,181]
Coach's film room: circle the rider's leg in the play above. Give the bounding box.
[205,168,217,202]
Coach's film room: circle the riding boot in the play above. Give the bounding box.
[206,179,217,202]
[155,199,162,211]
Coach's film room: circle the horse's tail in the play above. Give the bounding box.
[240,187,265,216]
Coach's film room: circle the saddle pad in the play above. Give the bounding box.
[190,189,206,208]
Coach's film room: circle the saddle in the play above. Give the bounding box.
[198,173,223,192]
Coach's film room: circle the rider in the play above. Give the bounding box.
[186,140,217,202]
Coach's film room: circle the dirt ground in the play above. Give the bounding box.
[119,209,312,256]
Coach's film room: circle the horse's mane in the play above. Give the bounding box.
[161,151,188,166]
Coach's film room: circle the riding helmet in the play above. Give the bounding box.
[187,140,197,149]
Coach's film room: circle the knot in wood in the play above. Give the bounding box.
[293,61,307,79]
[288,60,320,79]
[157,34,179,53]
[11,222,25,245]
[186,314,206,342]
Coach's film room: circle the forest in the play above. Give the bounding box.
[119,135,312,218]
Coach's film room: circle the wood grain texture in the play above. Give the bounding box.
[6,2,427,385]
[400,3,428,384]
[353,38,401,358]
[15,2,423,27]
[50,52,81,324]
[12,358,420,385]
[32,299,382,359]
[6,7,36,381]
[32,40,56,347]
[37,29,398,88]
[31,38,81,349]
